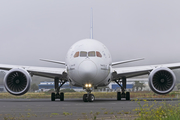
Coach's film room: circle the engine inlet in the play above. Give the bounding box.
[6,71,27,92]
[152,70,173,91]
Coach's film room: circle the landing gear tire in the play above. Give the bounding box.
[88,94,95,102]
[51,92,55,101]
[60,92,64,101]
[126,92,130,100]
[117,92,121,100]
[83,94,88,102]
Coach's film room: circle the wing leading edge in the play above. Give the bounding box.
[112,62,180,80]
[0,64,67,79]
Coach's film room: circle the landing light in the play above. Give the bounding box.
[85,84,92,88]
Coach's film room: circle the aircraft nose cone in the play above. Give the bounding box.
[78,60,97,81]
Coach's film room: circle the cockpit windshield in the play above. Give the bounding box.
[88,51,95,57]
[74,51,102,58]
[74,52,79,58]
[96,51,102,57]
[80,51,87,57]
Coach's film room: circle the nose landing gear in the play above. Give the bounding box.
[83,88,95,102]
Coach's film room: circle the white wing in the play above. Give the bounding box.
[0,64,66,79]
[112,63,180,80]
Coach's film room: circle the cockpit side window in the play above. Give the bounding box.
[74,52,79,58]
[88,51,95,57]
[96,51,102,57]
[80,51,87,57]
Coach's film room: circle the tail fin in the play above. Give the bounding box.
[90,8,93,39]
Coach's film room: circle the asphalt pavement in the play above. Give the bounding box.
[0,98,179,120]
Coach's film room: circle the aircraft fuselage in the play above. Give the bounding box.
[66,39,112,88]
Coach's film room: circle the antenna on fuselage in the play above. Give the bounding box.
[90,8,93,39]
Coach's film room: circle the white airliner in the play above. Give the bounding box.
[0,9,178,102]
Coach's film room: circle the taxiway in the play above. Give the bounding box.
[0,98,179,120]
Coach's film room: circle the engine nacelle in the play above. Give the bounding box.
[4,68,32,95]
[148,67,176,94]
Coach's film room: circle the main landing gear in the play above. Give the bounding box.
[83,84,95,102]
[115,77,130,101]
[51,77,66,101]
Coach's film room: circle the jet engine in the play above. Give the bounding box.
[4,68,32,95]
[148,67,176,94]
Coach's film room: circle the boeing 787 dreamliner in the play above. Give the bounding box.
[0,9,178,102]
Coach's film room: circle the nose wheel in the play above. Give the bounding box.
[83,94,88,102]
[83,94,95,102]
[83,88,95,102]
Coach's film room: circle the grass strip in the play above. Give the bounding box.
[0,91,179,99]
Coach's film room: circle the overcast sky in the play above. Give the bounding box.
[0,0,180,68]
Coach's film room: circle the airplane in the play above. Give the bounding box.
[0,8,178,102]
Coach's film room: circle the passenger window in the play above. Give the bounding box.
[80,51,87,57]
[88,51,95,57]
[74,52,79,58]
[96,51,102,57]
